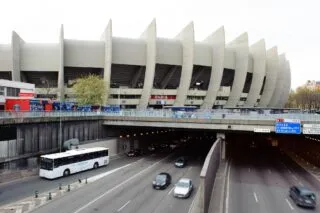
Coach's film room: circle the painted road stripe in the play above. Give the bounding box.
[168,187,174,195]
[285,198,294,210]
[87,163,132,182]
[253,192,259,203]
[117,200,131,212]
[73,155,172,213]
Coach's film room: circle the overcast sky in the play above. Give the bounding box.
[0,0,318,89]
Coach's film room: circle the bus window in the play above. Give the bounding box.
[40,158,53,170]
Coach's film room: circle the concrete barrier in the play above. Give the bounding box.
[190,137,222,213]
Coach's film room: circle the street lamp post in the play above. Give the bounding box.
[59,101,62,152]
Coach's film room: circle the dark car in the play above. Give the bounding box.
[126,149,144,157]
[152,173,171,190]
[289,186,316,208]
[175,157,187,168]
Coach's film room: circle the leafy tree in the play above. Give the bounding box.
[72,75,106,106]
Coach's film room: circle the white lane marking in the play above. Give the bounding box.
[285,198,294,210]
[268,169,271,174]
[87,163,132,182]
[253,192,259,203]
[225,160,232,213]
[288,169,292,174]
[292,175,298,181]
[73,156,171,213]
[188,191,197,213]
[187,166,193,172]
[298,181,304,186]
[168,187,175,195]
[117,200,131,212]
[248,167,251,172]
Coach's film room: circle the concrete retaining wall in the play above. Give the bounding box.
[191,137,222,213]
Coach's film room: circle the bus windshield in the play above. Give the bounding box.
[40,157,53,170]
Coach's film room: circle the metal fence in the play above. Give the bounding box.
[1,110,320,122]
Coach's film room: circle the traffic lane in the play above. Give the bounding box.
[229,158,270,213]
[77,155,202,213]
[86,154,179,213]
[229,149,302,213]
[151,160,202,213]
[31,154,175,213]
[279,150,320,191]
[0,155,141,206]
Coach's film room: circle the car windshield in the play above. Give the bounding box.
[176,181,189,188]
[304,193,316,200]
[176,158,184,163]
[156,175,166,182]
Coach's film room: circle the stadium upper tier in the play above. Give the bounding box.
[0,20,290,109]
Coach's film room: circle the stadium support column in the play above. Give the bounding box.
[258,47,279,107]
[225,33,249,108]
[268,54,286,107]
[58,25,65,101]
[278,61,291,107]
[244,39,266,107]
[217,133,226,160]
[174,22,195,107]
[201,26,225,109]
[138,19,156,109]
[11,31,23,81]
[101,20,112,105]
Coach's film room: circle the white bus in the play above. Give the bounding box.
[39,147,109,179]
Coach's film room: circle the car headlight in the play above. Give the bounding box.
[152,181,156,184]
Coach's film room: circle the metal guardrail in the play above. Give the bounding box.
[0,110,320,121]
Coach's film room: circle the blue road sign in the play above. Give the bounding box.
[275,122,301,134]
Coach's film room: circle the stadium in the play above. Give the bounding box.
[0,20,291,110]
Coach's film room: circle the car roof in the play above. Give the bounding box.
[178,178,191,183]
[158,172,170,176]
[295,186,315,195]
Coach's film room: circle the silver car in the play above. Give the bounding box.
[173,178,193,198]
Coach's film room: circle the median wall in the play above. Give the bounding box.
[191,137,222,213]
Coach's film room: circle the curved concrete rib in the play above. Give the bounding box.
[138,19,157,109]
[244,39,266,107]
[268,54,286,107]
[100,20,112,105]
[225,33,249,107]
[201,26,225,109]
[277,60,291,107]
[174,22,195,107]
[57,25,65,101]
[258,46,279,107]
[11,31,24,82]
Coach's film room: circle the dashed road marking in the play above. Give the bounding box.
[117,200,131,212]
[285,198,294,210]
[253,192,259,203]
[168,187,174,195]
[292,175,298,181]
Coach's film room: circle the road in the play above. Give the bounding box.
[0,155,137,206]
[27,153,201,213]
[227,145,320,213]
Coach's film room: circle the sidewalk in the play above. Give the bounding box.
[283,149,320,183]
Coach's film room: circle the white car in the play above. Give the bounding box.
[173,178,193,198]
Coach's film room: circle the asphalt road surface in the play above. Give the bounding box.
[227,146,320,213]
[0,155,138,206]
[29,153,201,213]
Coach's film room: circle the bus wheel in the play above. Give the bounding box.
[63,169,70,176]
[93,162,99,169]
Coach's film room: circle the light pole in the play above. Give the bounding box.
[59,100,62,152]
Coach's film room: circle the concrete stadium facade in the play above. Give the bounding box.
[0,20,291,109]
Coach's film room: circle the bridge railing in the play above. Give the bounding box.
[1,110,320,121]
